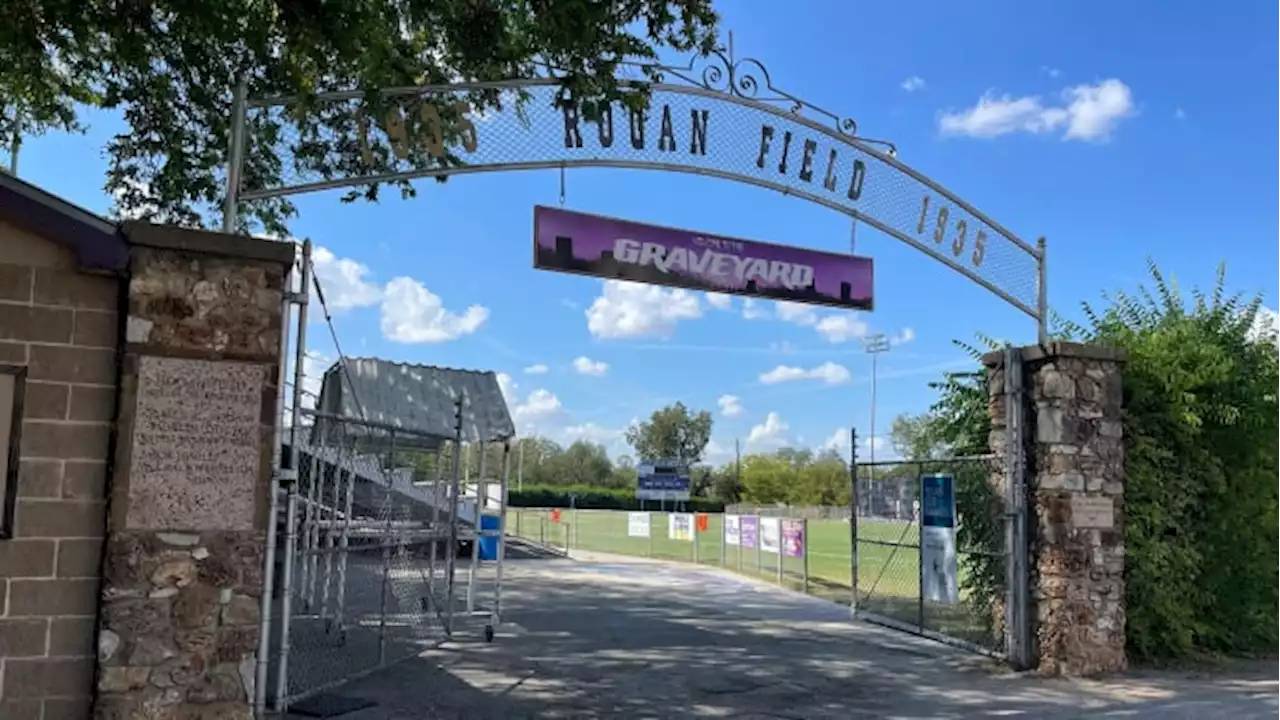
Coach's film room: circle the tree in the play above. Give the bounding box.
[624,402,713,465]
[708,463,742,503]
[738,453,791,505]
[2,1,719,235]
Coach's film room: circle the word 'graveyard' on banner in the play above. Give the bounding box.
[534,206,874,311]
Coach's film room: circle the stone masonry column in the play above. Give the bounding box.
[94,225,294,720]
[985,341,1128,677]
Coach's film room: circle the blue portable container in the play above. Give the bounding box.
[478,514,502,561]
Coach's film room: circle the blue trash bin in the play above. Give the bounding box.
[478,514,502,561]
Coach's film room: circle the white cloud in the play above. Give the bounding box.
[821,427,850,458]
[496,372,518,404]
[572,356,609,376]
[512,388,563,431]
[717,394,744,418]
[563,422,623,444]
[741,298,769,320]
[380,277,490,343]
[705,292,733,310]
[820,428,889,461]
[704,438,733,462]
[775,301,818,326]
[524,363,549,375]
[759,361,851,386]
[311,246,383,311]
[901,76,926,92]
[815,314,869,343]
[938,79,1135,142]
[283,350,329,423]
[1040,66,1062,79]
[747,412,789,448]
[891,327,917,345]
[585,280,702,339]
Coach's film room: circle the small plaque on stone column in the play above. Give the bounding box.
[1070,495,1115,529]
[127,356,265,531]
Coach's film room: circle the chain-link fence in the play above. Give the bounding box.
[853,457,1007,654]
[238,75,1042,317]
[266,412,505,711]
[724,504,852,521]
[507,508,818,598]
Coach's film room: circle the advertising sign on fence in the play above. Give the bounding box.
[668,512,694,541]
[759,517,781,554]
[635,459,692,501]
[627,512,651,538]
[781,519,805,558]
[920,473,959,605]
[740,516,759,549]
[534,206,875,311]
[724,515,741,546]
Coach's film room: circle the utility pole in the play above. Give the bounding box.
[734,438,741,496]
[863,333,890,468]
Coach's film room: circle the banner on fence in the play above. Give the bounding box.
[740,516,759,549]
[920,473,959,605]
[760,517,781,554]
[551,509,561,523]
[781,519,805,558]
[724,515,741,546]
[627,512,651,538]
[668,512,694,541]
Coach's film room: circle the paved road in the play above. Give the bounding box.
[293,549,1277,719]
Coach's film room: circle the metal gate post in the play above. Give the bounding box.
[467,442,487,613]
[1003,346,1032,668]
[693,518,700,563]
[849,428,860,614]
[253,249,300,717]
[270,240,311,715]
[377,429,398,664]
[443,396,466,635]
[801,518,810,595]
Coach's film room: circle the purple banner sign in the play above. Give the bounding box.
[740,516,759,549]
[533,206,874,311]
[782,519,805,558]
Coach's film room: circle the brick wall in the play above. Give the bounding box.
[0,220,120,720]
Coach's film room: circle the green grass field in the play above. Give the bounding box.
[505,508,1003,649]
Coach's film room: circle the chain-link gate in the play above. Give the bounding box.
[851,348,1031,665]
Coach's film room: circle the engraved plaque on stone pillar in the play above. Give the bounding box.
[1070,495,1115,530]
[127,356,265,531]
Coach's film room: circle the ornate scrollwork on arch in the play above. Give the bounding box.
[636,39,893,154]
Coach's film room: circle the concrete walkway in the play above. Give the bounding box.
[294,550,1277,719]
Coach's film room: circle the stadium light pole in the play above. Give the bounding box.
[862,333,890,467]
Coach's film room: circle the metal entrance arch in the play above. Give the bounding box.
[223,42,1048,341]
[230,40,1039,672]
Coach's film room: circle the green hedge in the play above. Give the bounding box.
[1062,265,1279,662]
[508,485,725,512]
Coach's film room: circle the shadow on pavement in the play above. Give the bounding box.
[287,553,1278,719]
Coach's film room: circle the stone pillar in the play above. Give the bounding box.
[985,341,1128,677]
[95,225,293,720]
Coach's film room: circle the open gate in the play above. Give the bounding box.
[851,346,1031,667]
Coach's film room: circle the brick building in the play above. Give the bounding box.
[0,173,291,720]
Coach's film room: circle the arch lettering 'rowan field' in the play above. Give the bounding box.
[226,46,1047,338]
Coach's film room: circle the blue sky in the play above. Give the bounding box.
[9,1,1277,465]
